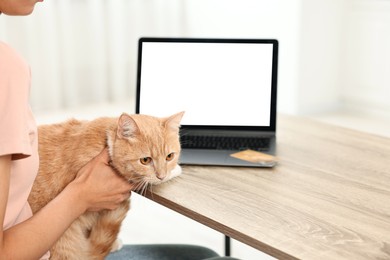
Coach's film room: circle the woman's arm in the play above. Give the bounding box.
[0,154,85,259]
[0,148,132,260]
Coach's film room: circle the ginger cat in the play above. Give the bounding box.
[28,112,184,259]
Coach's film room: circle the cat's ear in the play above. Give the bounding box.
[117,113,139,139]
[165,111,185,132]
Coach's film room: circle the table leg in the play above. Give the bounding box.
[225,235,231,256]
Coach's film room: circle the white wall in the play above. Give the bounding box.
[341,0,390,118]
[296,0,390,117]
[296,0,347,114]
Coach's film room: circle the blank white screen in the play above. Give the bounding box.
[139,41,273,126]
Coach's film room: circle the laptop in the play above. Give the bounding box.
[136,37,278,167]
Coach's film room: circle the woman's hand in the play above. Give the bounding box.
[71,147,134,212]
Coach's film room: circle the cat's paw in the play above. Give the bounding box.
[110,238,123,252]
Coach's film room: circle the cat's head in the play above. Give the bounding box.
[108,112,184,190]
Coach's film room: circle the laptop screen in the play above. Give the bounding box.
[136,38,278,131]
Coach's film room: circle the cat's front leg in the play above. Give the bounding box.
[50,217,93,260]
[110,238,123,252]
[89,200,130,259]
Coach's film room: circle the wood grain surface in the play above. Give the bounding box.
[143,114,390,259]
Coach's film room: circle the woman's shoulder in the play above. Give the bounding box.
[0,41,17,56]
[0,41,29,77]
[0,41,27,66]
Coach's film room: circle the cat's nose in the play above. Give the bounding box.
[156,172,165,180]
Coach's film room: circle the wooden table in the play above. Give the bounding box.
[144,114,390,259]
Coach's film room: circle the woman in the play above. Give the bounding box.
[0,1,235,259]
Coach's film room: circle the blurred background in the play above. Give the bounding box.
[1,0,389,259]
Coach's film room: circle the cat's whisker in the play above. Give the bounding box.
[133,180,146,192]
[140,181,147,194]
[132,179,149,197]
[142,182,150,197]
[148,183,154,200]
[144,182,151,197]
[128,175,147,187]
[129,178,145,186]
[137,182,145,196]
[178,131,191,146]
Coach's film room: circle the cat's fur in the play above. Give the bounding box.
[28,112,184,259]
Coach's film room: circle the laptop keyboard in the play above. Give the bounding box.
[180,135,271,151]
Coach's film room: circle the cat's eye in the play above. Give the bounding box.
[140,157,152,165]
[166,153,175,161]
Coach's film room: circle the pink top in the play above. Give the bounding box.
[0,41,49,259]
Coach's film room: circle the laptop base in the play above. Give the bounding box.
[180,148,277,168]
